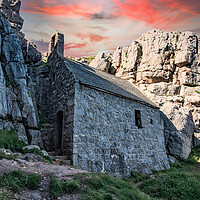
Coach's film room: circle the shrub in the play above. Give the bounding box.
[0,130,27,152]
[27,173,42,189]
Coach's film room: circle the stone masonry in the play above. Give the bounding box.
[47,45,170,177]
[48,31,64,57]
[73,85,169,177]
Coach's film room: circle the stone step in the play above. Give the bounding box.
[48,149,66,156]
[48,150,72,166]
[53,158,72,166]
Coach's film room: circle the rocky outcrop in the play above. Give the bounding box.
[26,42,42,64]
[89,52,113,73]
[0,6,43,146]
[0,0,23,31]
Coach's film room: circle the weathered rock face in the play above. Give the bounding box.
[89,52,112,73]
[26,42,42,64]
[110,29,199,87]
[0,0,23,31]
[0,10,43,146]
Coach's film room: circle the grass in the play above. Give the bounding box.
[0,170,41,193]
[76,173,152,200]
[49,176,80,199]
[0,129,53,163]
[0,129,27,152]
[139,171,200,200]
[138,145,200,200]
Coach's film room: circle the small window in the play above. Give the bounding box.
[150,119,153,125]
[135,110,142,128]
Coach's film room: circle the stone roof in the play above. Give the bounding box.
[64,58,158,108]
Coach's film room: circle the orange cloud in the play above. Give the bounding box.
[74,33,109,42]
[112,0,200,28]
[22,0,102,18]
[64,42,88,49]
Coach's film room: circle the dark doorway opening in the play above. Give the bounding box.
[56,111,63,149]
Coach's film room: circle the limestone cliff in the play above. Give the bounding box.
[0,0,43,147]
[90,29,200,161]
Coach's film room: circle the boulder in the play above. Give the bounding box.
[13,123,28,143]
[161,102,194,159]
[22,145,40,151]
[89,52,111,72]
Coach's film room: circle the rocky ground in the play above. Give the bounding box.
[0,146,200,200]
[0,148,86,200]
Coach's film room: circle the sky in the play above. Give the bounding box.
[21,0,200,57]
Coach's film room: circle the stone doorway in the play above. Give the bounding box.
[55,111,63,149]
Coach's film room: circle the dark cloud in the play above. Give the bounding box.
[73,33,109,42]
[90,12,117,20]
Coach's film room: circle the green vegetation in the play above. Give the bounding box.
[123,67,126,70]
[49,176,80,198]
[0,170,41,193]
[0,128,200,200]
[23,147,53,164]
[76,173,152,200]
[139,170,200,200]
[42,62,51,68]
[173,55,176,59]
[0,151,17,160]
[0,129,27,152]
[130,172,150,183]
[195,89,200,94]
[0,129,52,163]
[37,115,49,129]
[138,145,200,200]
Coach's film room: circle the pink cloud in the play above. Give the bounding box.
[74,33,109,42]
[22,0,102,18]
[112,0,200,28]
[64,42,88,49]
